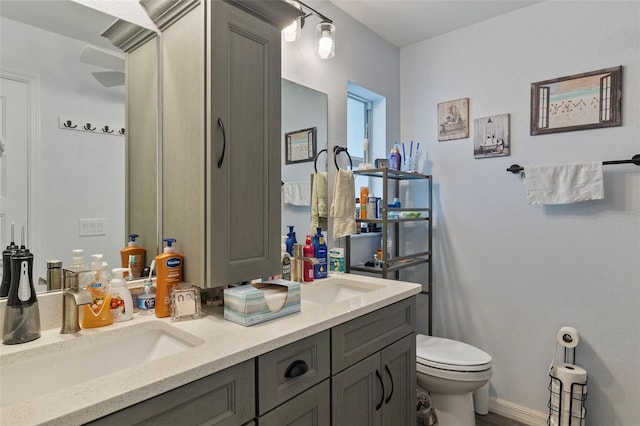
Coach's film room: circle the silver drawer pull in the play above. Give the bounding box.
[284,360,309,378]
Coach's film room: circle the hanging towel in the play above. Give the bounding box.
[330,169,357,239]
[282,181,311,206]
[524,161,604,205]
[310,172,328,232]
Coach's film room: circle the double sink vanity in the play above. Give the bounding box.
[0,275,420,425]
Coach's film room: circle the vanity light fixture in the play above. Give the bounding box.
[283,0,335,59]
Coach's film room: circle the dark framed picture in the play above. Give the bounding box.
[530,65,622,135]
[285,127,317,164]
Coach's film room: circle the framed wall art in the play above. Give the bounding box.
[285,127,317,164]
[474,114,510,159]
[530,65,622,135]
[437,98,469,141]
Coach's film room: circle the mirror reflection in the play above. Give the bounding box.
[281,79,328,238]
[0,1,150,290]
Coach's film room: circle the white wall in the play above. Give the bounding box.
[401,2,639,423]
[1,17,125,279]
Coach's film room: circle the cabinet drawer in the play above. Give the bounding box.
[331,297,415,374]
[258,379,330,426]
[87,360,255,426]
[257,330,330,415]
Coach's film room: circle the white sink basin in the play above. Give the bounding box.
[301,280,385,304]
[0,321,203,407]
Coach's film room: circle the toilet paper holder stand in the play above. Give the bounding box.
[547,346,587,426]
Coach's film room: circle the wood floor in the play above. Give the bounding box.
[475,412,530,426]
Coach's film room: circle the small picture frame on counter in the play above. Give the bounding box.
[375,158,388,168]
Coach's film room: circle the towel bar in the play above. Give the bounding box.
[507,154,640,174]
[333,145,353,170]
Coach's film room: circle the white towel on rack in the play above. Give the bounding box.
[282,181,311,206]
[330,169,357,239]
[524,162,604,205]
[310,171,328,232]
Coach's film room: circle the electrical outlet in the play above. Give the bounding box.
[79,218,106,237]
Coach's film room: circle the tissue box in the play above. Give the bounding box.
[223,280,300,326]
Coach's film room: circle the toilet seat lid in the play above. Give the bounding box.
[416,335,492,372]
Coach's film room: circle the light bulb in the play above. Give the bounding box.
[316,22,335,59]
[283,19,301,42]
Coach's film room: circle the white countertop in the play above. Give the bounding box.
[0,274,421,425]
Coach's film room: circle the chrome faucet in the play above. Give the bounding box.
[292,244,319,283]
[60,267,92,334]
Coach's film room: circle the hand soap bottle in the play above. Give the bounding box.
[285,226,297,256]
[155,238,183,318]
[120,233,146,279]
[109,268,133,322]
[82,254,113,328]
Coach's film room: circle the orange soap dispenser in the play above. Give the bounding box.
[155,238,183,318]
[120,233,146,279]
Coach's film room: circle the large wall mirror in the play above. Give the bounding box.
[0,0,157,291]
[281,79,328,239]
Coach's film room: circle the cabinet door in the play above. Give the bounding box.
[331,352,383,426]
[381,334,417,426]
[209,1,281,286]
[87,359,255,426]
[258,379,330,426]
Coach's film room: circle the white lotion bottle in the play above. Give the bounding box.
[109,268,133,322]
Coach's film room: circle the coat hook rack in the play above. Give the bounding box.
[507,154,640,174]
[58,116,124,137]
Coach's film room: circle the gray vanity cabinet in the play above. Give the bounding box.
[331,298,417,425]
[146,0,301,287]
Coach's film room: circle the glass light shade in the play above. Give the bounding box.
[283,18,302,42]
[316,22,335,59]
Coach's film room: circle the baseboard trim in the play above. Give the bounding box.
[489,397,548,425]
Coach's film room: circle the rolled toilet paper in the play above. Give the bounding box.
[557,326,579,348]
[551,363,587,426]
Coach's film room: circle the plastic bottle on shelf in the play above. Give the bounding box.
[389,142,402,171]
[81,255,113,328]
[302,235,314,282]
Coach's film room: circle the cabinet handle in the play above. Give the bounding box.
[375,369,385,411]
[384,364,394,404]
[284,359,309,378]
[217,117,226,168]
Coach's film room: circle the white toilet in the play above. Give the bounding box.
[416,334,493,426]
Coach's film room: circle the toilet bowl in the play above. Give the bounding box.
[416,334,492,426]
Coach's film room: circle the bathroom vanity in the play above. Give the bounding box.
[0,275,420,425]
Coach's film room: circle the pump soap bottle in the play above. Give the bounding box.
[120,234,146,279]
[81,254,113,328]
[155,238,183,318]
[285,226,297,256]
[2,228,41,345]
[389,142,402,171]
[109,268,133,322]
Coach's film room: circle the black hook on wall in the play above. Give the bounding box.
[83,123,96,131]
[118,128,126,135]
[63,120,77,129]
[102,125,114,134]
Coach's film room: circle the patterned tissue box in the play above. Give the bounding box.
[223,280,300,326]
